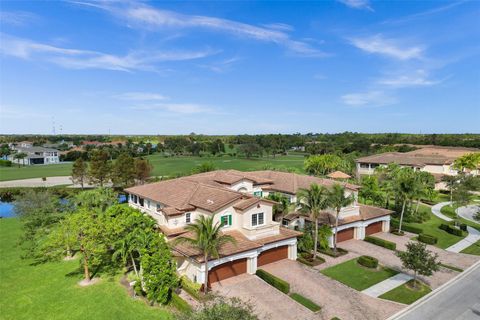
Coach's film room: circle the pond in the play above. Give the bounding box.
[0,194,128,218]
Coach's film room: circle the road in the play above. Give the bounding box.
[393,262,480,320]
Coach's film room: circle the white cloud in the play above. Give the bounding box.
[350,34,424,60]
[341,90,396,107]
[130,103,213,114]
[199,56,242,73]
[337,0,373,11]
[114,92,168,101]
[73,1,326,57]
[378,69,440,88]
[0,34,216,71]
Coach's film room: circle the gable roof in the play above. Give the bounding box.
[327,171,352,179]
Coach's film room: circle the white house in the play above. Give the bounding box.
[9,146,60,165]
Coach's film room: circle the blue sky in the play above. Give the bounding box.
[1,0,479,135]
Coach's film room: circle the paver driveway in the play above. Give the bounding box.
[262,260,403,320]
[212,273,315,320]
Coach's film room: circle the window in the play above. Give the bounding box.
[253,191,263,197]
[147,200,151,208]
[156,203,161,211]
[251,212,264,226]
[186,212,191,224]
[139,198,144,207]
[220,214,232,227]
[282,219,289,227]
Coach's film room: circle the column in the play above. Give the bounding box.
[247,256,257,274]
[288,243,297,260]
[382,220,390,232]
[355,226,366,240]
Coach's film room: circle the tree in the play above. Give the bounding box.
[237,143,263,158]
[71,158,88,189]
[74,187,118,213]
[359,175,384,205]
[173,215,236,293]
[296,183,330,259]
[442,175,459,203]
[304,154,351,177]
[88,149,111,187]
[176,297,258,320]
[318,224,333,251]
[192,162,216,174]
[375,163,400,209]
[134,158,153,184]
[140,234,178,305]
[453,153,480,172]
[111,153,136,188]
[13,152,28,167]
[328,184,355,253]
[267,192,292,221]
[209,139,225,155]
[396,242,439,289]
[394,167,417,233]
[412,171,435,215]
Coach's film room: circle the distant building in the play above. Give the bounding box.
[8,141,33,148]
[355,146,479,189]
[9,146,60,165]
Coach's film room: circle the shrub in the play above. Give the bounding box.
[256,269,290,294]
[170,292,192,313]
[289,293,321,312]
[297,253,325,266]
[364,236,396,250]
[180,276,202,301]
[391,220,423,234]
[418,233,438,245]
[318,247,348,257]
[357,255,379,269]
[459,224,467,232]
[0,159,12,167]
[390,229,405,236]
[439,224,464,236]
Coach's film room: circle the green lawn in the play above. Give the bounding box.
[320,258,398,291]
[0,218,171,320]
[0,154,306,181]
[440,204,480,232]
[379,279,431,304]
[405,205,466,249]
[460,240,480,256]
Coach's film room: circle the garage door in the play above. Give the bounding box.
[366,221,383,236]
[336,228,354,242]
[208,259,247,284]
[258,246,288,267]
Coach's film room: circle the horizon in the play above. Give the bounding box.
[1,1,479,134]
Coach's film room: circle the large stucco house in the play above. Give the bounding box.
[125,170,391,286]
[9,146,60,165]
[356,146,479,189]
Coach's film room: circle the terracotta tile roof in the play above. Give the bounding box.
[250,170,359,194]
[233,197,277,211]
[254,227,302,245]
[327,171,352,179]
[158,225,188,237]
[187,170,274,185]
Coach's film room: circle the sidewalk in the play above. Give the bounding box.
[362,273,413,298]
[431,202,453,222]
[446,226,480,253]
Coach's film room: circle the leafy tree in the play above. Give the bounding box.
[304,154,351,176]
[267,192,292,221]
[317,224,333,250]
[140,234,178,305]
[375,163,400,208]
[359,175,384,205]
[71,158,88,189]
[452,184,471,211]
[208,139,225,155]
[192,162,216,174]
[88,149,111,187]
[296,183,330,259]
[297,227,314,253]
[453,153,480,172]
[442,175,459,203]
[134,158,153,184]
[176,297,258,320]
[237,143,263,158]
[328,184,355,253]
[173,215,236,293]
[74,187,118,213]
[13,152,28,167]
[111,153,136,188]
[412,171,435,215]
[396,242,439,289]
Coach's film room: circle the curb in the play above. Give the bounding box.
[387,260,480,320]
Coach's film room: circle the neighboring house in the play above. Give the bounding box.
[125,169,391,285]
[9,146,60,165]
[8,141,33,148]
[356,146,479,189]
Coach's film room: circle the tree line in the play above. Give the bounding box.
[71,150,153,188]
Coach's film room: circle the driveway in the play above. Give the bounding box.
[261,260,403,320]
[212,273,315,320]
[341,234,479,289]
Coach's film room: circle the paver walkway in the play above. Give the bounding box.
[446,226,480,253]
[430,202,480,253]
[362,273,413,297]
[431,202,453,222]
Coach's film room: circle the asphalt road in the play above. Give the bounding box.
[394,262,480,320]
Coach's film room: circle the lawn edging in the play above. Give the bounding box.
[289,293,321,312]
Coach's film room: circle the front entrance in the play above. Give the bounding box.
[336,228,354,242]
[365,221,383,236]
[208,258,247,284]
[258,246,288,267]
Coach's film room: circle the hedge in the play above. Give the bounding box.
[289,293,321,312]
[391,220,423,234]
[364,236,396,250]
[180,276,202,301]
[439,224,464,236]
[418,233,438,245]
[0,159,12,167]
[357,255,379,269]
[170,292,192,313]
[318,247,348,257]
[256,269,290,294]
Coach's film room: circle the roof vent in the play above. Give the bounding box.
[207,199,214,204]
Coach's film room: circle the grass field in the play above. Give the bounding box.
[0,218,171,320]
[320,258,398,291]
[461,240,480,255]
[0,154,307,182]
[405,205,466,249]
[379,279,431,305]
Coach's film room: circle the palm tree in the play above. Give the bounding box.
[173,215,236,293]
[13,152,28,167]
[394,168,417,233]
[112,233,139,277]
[267,192,292,221]
[328,184,355,254]
[375,163,400,209]
[296,183,330,259]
